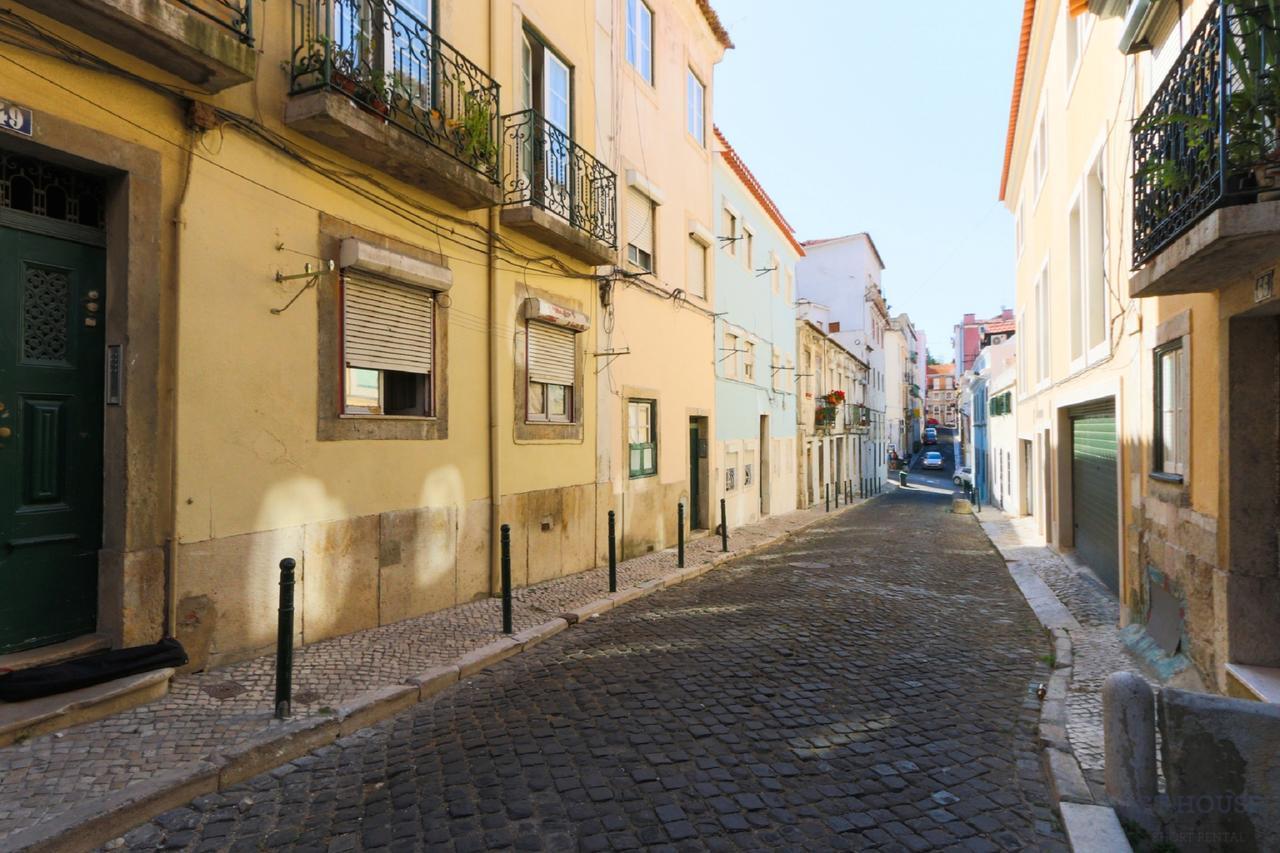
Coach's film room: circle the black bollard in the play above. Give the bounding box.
[500,523,512,634]
[835,480,840,508]
[720,498,728,552]
[677,502,685,568]
[608,509,617,593]
[825,483,830,512]
[274,557,296,720]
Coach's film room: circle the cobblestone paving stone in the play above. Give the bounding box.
[0,504,841,841]
[116,487,1065,851]
[978,510,1164,789]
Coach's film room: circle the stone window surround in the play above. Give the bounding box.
[1150,309,1191,491]
[317,215,450,441]
[514,289,588,443]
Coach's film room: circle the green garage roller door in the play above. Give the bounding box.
[1071,401,1118,594]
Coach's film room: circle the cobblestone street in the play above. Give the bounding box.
[115,487,1064,852]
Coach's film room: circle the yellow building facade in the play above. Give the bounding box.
[0,0,725,668]
[1004,0,1280,696]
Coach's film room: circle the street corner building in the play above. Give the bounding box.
[1000,0,1280,702]
[710,126,802,529]
[0,0,731,672]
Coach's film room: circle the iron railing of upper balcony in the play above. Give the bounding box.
[289,0,500,183]
[844,403,870,433]
[815,403,838,430]
[1133,2,1280,267]
[174,0,254,43]
[502,109,617,248]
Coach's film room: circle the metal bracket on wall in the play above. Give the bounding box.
[592,348,631,374]
[271,260,335,315]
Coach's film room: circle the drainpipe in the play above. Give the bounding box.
[487,0,502,595]
[164,130,197,641]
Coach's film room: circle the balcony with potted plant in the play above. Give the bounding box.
[1130,1,1280,297]
[285,0,502,210]
[19,0,257,92]
[499,110,618,265]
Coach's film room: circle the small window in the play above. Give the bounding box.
[785,269,794,303]
[626,0,653,84]
[723,331,738,379]
[1032,111,1048,198]
[626,189,655,271]
[342,273,435,417]
[723,208,738,255]
[725,451,738,490]
[744,461,754,487]
[687,237,707,298]
[743,341,755,382]
[743,227,754,270]
[527,321,576,423]
[686,69,705,145]
[1154,340,1187,478]
[628,399,657,478]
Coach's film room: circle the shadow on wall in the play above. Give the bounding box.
[173,465,599,671]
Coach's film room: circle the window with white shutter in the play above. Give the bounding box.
[343,272,435,416]
[527,320,576,423]
[686,237,706,298]
[628,399,657,477]
[626,189,654,271]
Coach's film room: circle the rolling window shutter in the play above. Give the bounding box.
[528,321,576,385]
[344,273,434,375]
[626,189,653,254]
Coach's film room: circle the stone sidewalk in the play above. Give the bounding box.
[0,498,872,849]
[976,507,1166,799]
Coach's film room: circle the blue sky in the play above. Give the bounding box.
[712,0,1024,361]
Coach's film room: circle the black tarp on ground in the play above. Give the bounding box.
[0,638,187,702]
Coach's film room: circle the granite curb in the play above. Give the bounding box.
[970,512,1133,852]
[7,497,876,852]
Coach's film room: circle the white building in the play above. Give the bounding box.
[795,233,890,485]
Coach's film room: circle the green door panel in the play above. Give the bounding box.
[0,227,105,653]
[1071,403,1119,594]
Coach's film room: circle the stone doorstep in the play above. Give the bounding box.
[0,667,174,748]
[0,633,110,673]
[1058,802,1133,853]
[5,502,852,850]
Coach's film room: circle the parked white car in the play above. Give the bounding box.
[953,466,974,487]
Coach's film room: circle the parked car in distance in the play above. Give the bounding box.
[922,451,944,469]
[924,428,938,444]
[953,466,973,486]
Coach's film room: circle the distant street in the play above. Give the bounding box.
[122,483,1065,852]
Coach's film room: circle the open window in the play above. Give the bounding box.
[343,273,435,417]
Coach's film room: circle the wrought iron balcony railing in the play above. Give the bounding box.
[174,0,253,43]
[289,0,500,183]
[844,403,870,433]
[815,404,838,430]
[1133,2,1280,267]
[502,110,618,248]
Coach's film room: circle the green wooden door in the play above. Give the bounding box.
[1071,402,1118,594]
[0,226,105,653]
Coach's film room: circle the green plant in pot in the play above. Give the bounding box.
[457,85,497,167]
[1226,0,1280,198]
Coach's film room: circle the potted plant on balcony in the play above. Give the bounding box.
[456,86,497,167]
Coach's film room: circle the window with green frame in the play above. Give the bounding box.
[628,399,657,477]
[1153,339,1186,479]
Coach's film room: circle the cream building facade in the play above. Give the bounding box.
[0,0,728,671]
[1003,0,1280,697]
[795,312,870,507]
